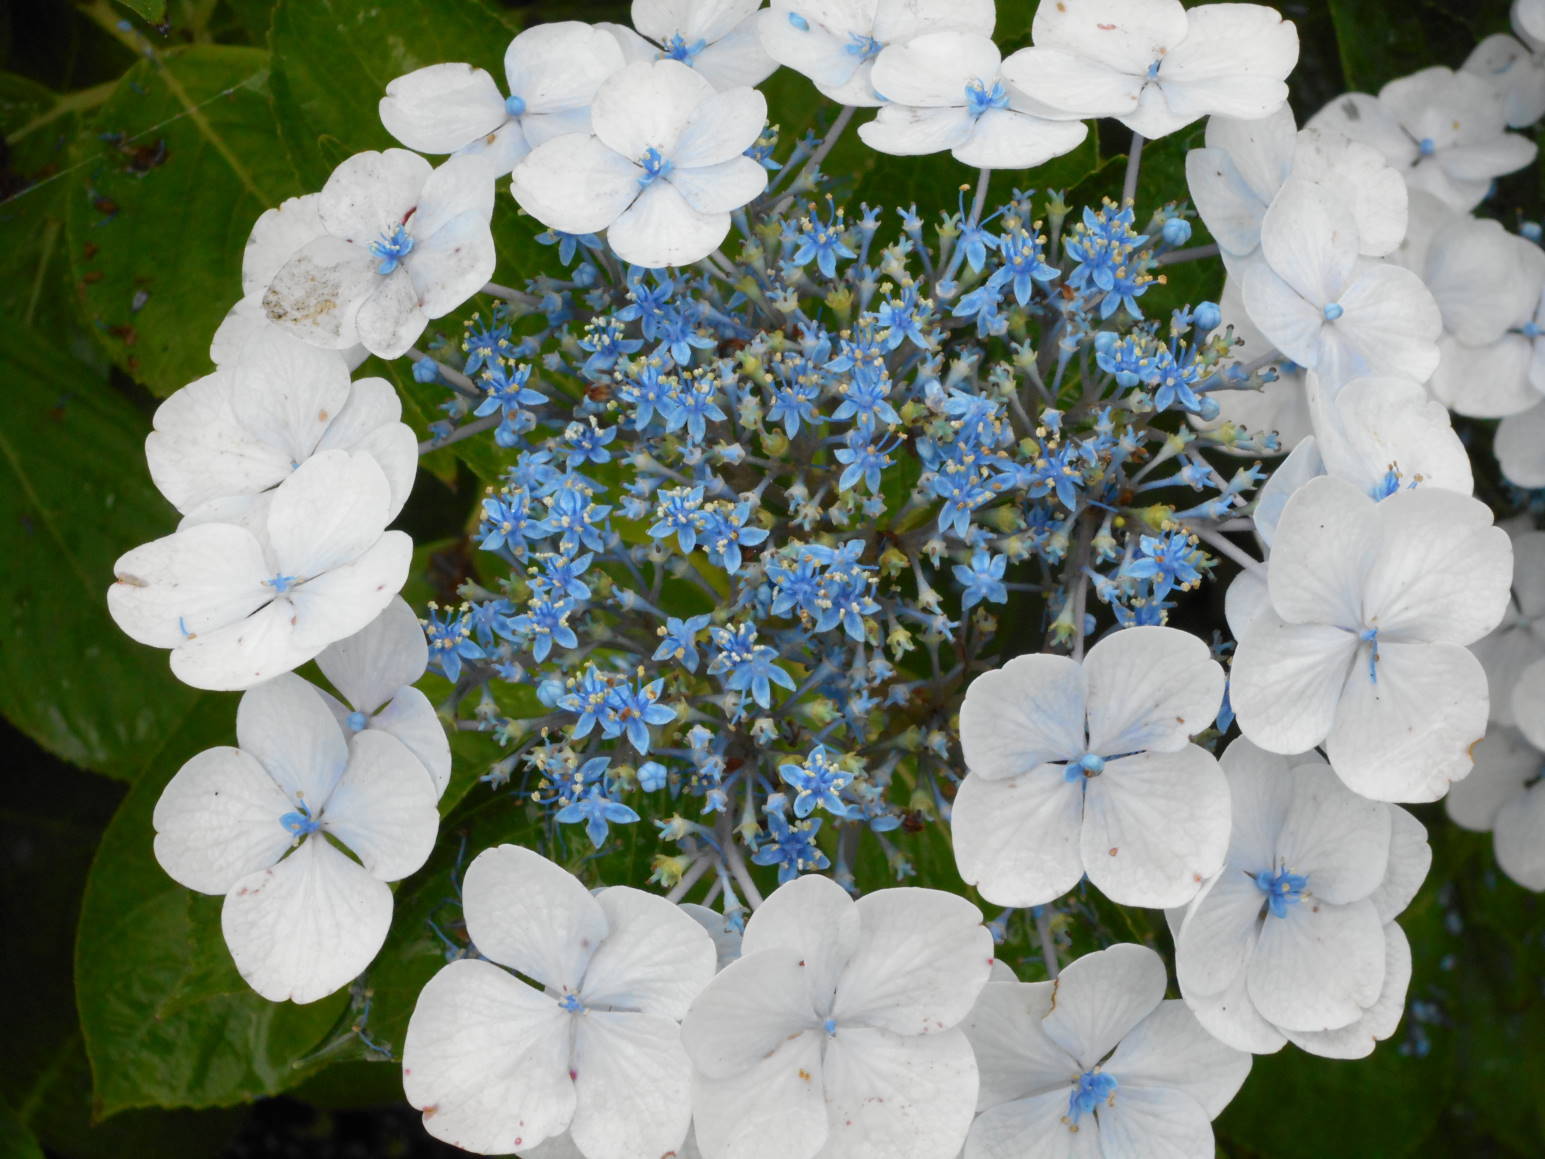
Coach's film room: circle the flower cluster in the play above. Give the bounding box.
[100,0,1545,1155]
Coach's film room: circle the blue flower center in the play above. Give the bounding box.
[1372,469,1402,500]
[662,33,707,63]
[558,992,586,1014]
[1521,321,1542,338]
[1418,136,1437,156]
[1068,1070,1117,1123]
[1063,752,1106,782]
[347,710,369,732]
[368,224,415,275]
[264,573,299,595]
[1322,302,1344,322]
[504,93,527,117]
[1359,626,1380,683]
[280,803,321,838]
[823,1017,838,1036]
[964,79,1010,118]
[845,32,882,61]
[1145,59,1162,79]
[638,147,673,188]
[1255,867,1308,918]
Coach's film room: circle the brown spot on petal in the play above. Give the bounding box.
[422,1104,437,1119]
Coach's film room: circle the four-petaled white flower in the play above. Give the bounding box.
[379,23,626,179]
[108,450,412,690]
[1309,67,1538,212]
[1251,371,1473,546]
[1463,31,1545,129]
[1241,178,1441,390]
[1172,739,1430,1057]
[758,0,996,108]
[1444,675,1545,892]
[1229,475,1513,802]
[858,31,1088,169]
[152,673,439,1002]
[511,59,767,268]
[263,150,495,358]
[603,0,777,91]
[952,626,1231,909]
[404,844,717,1158]
[962,943,1251,1157]
[315,596,451,796]
[146,337,417,522]
[1001,0,1299,140]
[680,874,992,1159]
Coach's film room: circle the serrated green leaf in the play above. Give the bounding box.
[65,45,302,396]
[0,319,215,780]
[75,696,348,1116]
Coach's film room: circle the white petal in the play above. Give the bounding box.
[757,3,865,92]
[462,844,608,991]
[1282,920,1411,1058]
[681,947,820,1079]
[960,653,1086,781]
[1424,217,1540,345]
[222,836,393,1003]
[1497,401,1545,487]
[666,155,767,214]
[146,373,287,514]
[317,595,427,712]
[1186,146,1270,257]
[236,671,349,807]
[261,234,377,350]
[242,193,325,296]
[833,888,991,1035]
[1510,654,1545,753]
[266,450,391,579]
[608,180,728,268]
[379,62,508,154]
[1083,626,1224,755]
[505,21,627,114]
[1330,262,1443,383]
[409,212,497,320]
[1250,433,1324,549]
[579,886,717,1019]
[285,531,412,655]
[1000,46,1143,118]
[1094,1083,1217,1158]
[818,1026,978,1159]
[741,872,860,1001]
[1259,179,1356,305]
[1030,0,1188,78]
[107,522,270,647]
[321,729,439,881]
[1445,725,1538,829]
[1368,806,1431,923]
[1265,474,1374,627]
[1174,868,1267,998]
[152,746,294,894]
[1274,761,1391,903]
[955,108,1089,170]
[1041,943,1165,1070]
[1434,333,1540,419]
[1230,615,1358,755]
[1246,897,1385,1032]
[1327,640,1490,803]
[318,148,431,244]
[1307,92,1416,170]
[355,267,428,361]
[1154,4,1298,124]
[1363,487,1510,645]
[951,767,1086,907]
[1182,966,1286,1054]
[370,687,452,797]
[869,30,1000,107]
[1314,374,1472,499]
[689,1028,827,1159]
[965,1089,1102,1159]
[571,1011,694,1159]
[511,134,642,236]
[673,84,767,168]
[961,980,1078,1108]
[168,599,316,691]
[1081,746,1231,908]
[403,958,575,1154]
[1241,262,1324,369]
[1494,781,1545,889]
[593,59,714,159]
[227,334,353,465]
[1223,569,1271,642]
[857,104,975,157]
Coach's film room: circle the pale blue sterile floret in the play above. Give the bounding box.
[368,223,415,275]
[1255,866,1309,918]
[1067,1070,1118,1124]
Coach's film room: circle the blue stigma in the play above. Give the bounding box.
[1063,753,1106,783]
[280,803,321,838]
[1418,136,1437,156]
[662,33,707,63]
[368,223,415,275]
[504,93,527,117]
[1067,1070,1118,1123]
[1254,867,1308,918]
[264,573,299,594]
[1522,321,1542,338]
[637,147,673,188]
[347,710,369,732]
[823,1017,838,1036]
[177,616,193,638]
[558,992,586,1014]
[1145,59,1162,79]
[964,79,1010,118]
[1359,626,1380,683]
[1322,302,1345,321]
[845,32,882,61]
[788,11,810,30]
[1373,469,1401,500]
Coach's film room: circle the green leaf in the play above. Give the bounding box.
[114,0,168,23]
[75,697,348,1116]
[65,45,302,396]
[0,319,219,780]
[268,0,517,189]
[0,1100,44,1159]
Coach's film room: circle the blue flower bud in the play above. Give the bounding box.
[1161,217,1192,247]
[1192,300,1222,333]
